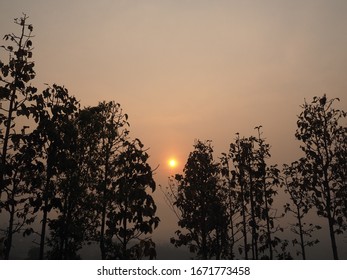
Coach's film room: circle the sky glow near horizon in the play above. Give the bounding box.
[1,0,347,258]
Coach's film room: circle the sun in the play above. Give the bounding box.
[168,159,177,168]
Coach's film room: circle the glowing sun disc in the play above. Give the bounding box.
[168,159,177,168]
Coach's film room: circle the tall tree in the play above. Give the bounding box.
[220,151,241,260]
[105,139,159,259]
[44,95,89,260]
[225,133,250,259]
[0,14,38,259]
[254,127,281,259]
[225,129,281,260]
[78,101,129,260]
[169,140,228,259]
[27,84,80,259]
[295,94,346,259]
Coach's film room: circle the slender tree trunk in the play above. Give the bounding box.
[296,205,306,260]
[239,162,248,260]
[4,185,16,259]
[0,20,25,199]
[59,192,69,260]
[122,198,128,259]
[257,130,273,259]
[249,188,256,259]
[100,194,107,260]
[59,213,65,259]
[201,204,208,259]
[325,181,338,259]
[322,108,338,259]
[263,186,273,259]
[4,168,20,260]
[240,175,248,260]
[39,195,49,260]
[249,173,258,260]
[229,194,235,259]
[100,149,110,260]
[327,214,338,260]
[0,91,16,198]
[39,166,52,260]
[64,188,75,260]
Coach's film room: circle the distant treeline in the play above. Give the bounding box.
[1,15,346,260]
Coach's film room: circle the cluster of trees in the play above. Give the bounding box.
[166,96,346,260]
[0,15,159,259]
[1,15,346,260]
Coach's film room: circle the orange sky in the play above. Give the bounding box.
[1,0,347,255]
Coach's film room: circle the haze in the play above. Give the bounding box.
[1,0,346,259]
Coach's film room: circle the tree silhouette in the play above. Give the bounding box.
[220,151,241,260]
[40,91,88,259]
[295,95,346,259]
[0,14,38,259]
[105,139,159,259]
[75,102,159,259]
[283,159,321,259]
[223,130,282,260]
[25,85,81,259]
[169,140,228,259]
[78,101,129,259]
[222,134,250,259]
[254,127,281,259]
[0,15,163,260]
[0,131,35,259]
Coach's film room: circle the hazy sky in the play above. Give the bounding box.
[1,0,347,257]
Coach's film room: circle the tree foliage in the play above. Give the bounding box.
[169,140,228,259]
[105,139,159,259]
[0,14,38,259]
[295,94,346,259]
[283,159,321,259]
[78,101,129,259]
[221,129,282,260]
[0,16,160,259]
